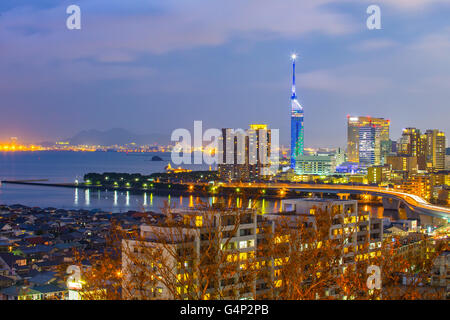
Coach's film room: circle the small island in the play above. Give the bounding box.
[151,155,163,161]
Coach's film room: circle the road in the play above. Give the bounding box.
[200,182,450,220]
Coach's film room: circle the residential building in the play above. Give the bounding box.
[122,208,258,300]
[402,175,432,200]
[218,125,273,181]
[424,130,446,171]
[257,199,382,298]
[397,128,426,170]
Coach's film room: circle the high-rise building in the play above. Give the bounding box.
[122,208,258,300]
[397,128,426,170]
[260,199,383,299]
[290,54,304,169]
[218,125,273,181]
[424,130,446,171]
[347,116,390,166]
[358,125,376,166]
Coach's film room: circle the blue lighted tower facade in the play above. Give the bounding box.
[290,56,304,169]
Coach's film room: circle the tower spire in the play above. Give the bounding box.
[290,52,304,170]
[291,54,297,99]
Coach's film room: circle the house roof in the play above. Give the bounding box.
[33,284,66,294]
[24,236,46,245]
[0,252,24,268]
[19,245,52,255]
[53,242,82,250]
[29,271,57,285]
[33,260,61,268]
[0,285,40,297]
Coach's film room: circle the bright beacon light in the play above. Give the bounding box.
[291,53,297,60]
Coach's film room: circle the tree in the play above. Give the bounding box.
[121,198,259,300]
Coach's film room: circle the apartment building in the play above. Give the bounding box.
[256,199,383,298]
[122,207,258,300]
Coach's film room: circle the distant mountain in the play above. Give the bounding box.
[66,128,169,146]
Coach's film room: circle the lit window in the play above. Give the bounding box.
[195,216,203,227]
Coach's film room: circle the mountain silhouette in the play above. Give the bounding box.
[67,128,169,146]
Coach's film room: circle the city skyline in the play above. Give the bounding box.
[0,1,449,304]
[0,1,449,147]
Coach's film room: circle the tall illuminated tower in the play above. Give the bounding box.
[290,54,304,169]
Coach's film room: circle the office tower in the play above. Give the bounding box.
[290,54,304,169]
[218,125,272,181]
[397,128,426,170]
[347,116,390,166]
[295,155,332,175]
[424,130,446,171]
[358,125,376,166]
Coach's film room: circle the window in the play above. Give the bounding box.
[195,216,203,227]
[17,259,26,266]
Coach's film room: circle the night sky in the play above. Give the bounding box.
[0,0,449,147]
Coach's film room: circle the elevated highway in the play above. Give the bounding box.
[210,182,450,221]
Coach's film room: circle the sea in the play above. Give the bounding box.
[0,151,281,213]
[0,151,387,216]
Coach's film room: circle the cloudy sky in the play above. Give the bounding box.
[0,0,449,147]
